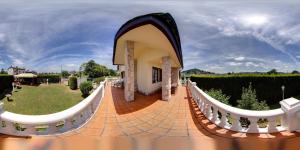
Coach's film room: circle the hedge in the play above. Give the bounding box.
[0,74,14,95]
[37,74,60,83]
[190,74,300,106]
[69,76,78,90]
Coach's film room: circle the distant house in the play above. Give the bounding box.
[113,13,183,101]
[7,66,26,75]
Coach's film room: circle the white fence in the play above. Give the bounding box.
[187,80,300,133]
[0,81,106,136]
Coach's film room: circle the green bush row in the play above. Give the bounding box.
[0,74,14,94]
[190,74,300,106]
[37,74,60,83]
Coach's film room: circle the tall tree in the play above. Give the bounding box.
[61,70,70,78]
[81,60,110,78]
[267,69,277,74]
[0,68,7,74]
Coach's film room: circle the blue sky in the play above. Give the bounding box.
[0,0,299,73]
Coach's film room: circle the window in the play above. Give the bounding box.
[152,67,162,83]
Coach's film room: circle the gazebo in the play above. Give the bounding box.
[14,73,37,85]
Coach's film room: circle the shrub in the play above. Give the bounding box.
[237,84,269,110]
[69,77,78,90]
[80,81,93,97]
[205,89,230,105]
[93,77,105,85]
[252,101,270,110]
[37,74,60,83]
[0,74,14,95]
[190,74,300,106]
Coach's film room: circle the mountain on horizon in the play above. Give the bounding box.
[181,68,214,75]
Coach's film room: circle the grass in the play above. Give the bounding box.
[1,84,83,115]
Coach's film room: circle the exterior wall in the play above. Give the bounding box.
[7,68,14,75]
[136,49,169,95]
[7,67,25,75]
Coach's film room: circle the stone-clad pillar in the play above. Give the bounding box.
[162,56,171,101]
[134,59,138,92]
[125,41,134,101]
[171,67,180,86]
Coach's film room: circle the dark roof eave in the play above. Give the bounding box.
[112,13,183,68]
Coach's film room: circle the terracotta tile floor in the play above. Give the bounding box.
[1,83,300,150]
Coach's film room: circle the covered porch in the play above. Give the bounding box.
[113,13,183,102]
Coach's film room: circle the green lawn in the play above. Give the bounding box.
[1,84,84,115]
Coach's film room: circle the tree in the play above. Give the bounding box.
[81,60,110,78]
[267,69,277,74]
[0,68,7,74]
[108,69,117,76]
[205,89,230,105]
[292,70,299,74]
[237,83,269,110]
[61,70,70,78]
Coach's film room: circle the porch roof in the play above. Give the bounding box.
[14,73,37,78]
[112,13,183,68]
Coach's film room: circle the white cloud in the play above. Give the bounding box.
[228,62,243,66]
[274,60,281,63]
[234,56,245,61]
[0,33,5,42]
[12,58,24,66]
[66,63,76,67]
[245,61,259,67]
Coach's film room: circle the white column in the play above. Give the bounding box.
[124,41,135,101]
[280,97,300,131]
[162,56,171,101]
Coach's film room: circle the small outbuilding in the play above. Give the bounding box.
[14,73,37,85]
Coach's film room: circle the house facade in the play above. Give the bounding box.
[7,66,26,75]
[113,13,183,101]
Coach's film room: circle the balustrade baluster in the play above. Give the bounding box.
[47,123,58,134]
[211,106,218,122]
[219,110,227,127]
[25,124,36,135]
[268,117,277,132]
[62,119,73,132]
[248,117,259,132]
[205,104,212,119]
[231,115,241,131]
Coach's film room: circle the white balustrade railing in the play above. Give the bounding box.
[0,81,106,136]
[187,80,291,133]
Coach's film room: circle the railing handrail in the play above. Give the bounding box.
[0,81,105,125]
[188,80,284,117]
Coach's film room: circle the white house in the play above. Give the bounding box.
[113,13,183,101]
[7,66,26,75]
